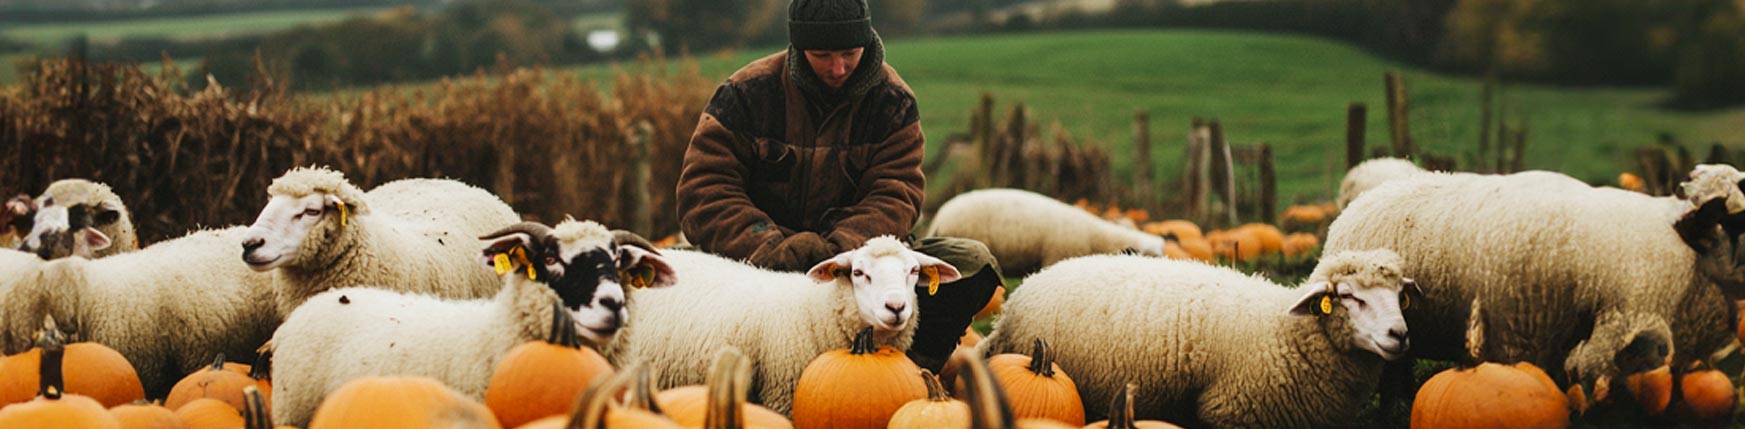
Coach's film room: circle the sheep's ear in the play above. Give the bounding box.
[1288,282,1334,316]
[1402,277,1423,297]
[92,207,120,227]
[479,232,535,268]
[617,245,676,289]
[74,229,112,255]
[323,194,350,226]
[911,252,963,285]
[807,252,856,282]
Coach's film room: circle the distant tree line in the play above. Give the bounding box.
[1,0,620,23]
[953,0,1745,108]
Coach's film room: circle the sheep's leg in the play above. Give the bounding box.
[1563,312,1671,407]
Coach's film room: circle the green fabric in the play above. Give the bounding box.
[911,236,1002,282]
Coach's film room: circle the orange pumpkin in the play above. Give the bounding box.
[165,354,257,413]
[888,370,970,429]
[308,376,501,429]
[1673,367,1735,422]
[947,343,1065,429]
[1162,242,1192,261]
[1410,362,1568,428]
[976,286,1006,320]
[988,338,1084,426]
[0,322,122,429]
[1232,224,1284,255]
[0,317,144,409]
[174,399,242,429]
[110,401,186,429]
[1279,204,1330,226]
[1176,239,1213,263]
[792,328,927,429]
[655,347,791,429]
[1624,365,1673,415]
[1280,233,1319,258]
[1204,230,1260,262]
[485,311,616,429]
[962,328,984,349]
[1082,384,1181,429]
[1619,172,1647,193]
[510,365,681,429]
[1141,220,1202,243]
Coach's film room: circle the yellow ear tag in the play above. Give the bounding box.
[337,203,348,228]
[1319,295,1333,315]
[493,253,513,276]
[624,266,654,289]
[924,266,941,296]
[510,247,536,281]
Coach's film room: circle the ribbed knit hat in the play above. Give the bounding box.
[788,0,875,51]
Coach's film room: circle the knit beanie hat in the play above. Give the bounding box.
[788,0,876,51]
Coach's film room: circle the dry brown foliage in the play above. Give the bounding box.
[0,58,711,244]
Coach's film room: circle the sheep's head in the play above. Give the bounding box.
[240,167,367,271]
[1289,249,1418,361]
[20,180,126,259]
[479,220,675,346]
[806,236,962,334]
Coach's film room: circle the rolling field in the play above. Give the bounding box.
[559,30,1745,210]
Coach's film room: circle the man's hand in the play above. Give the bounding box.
[750,232,835,272]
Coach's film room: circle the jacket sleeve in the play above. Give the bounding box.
[676,85,786,260]
[824,109,926,251]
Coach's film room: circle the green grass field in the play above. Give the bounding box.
[558,30,1745,212]
[2,7,387,48]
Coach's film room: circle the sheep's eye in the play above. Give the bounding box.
[544,256,559,266]
[1400,292,1411,309]
[910,267,920,275]
[303,209,322,217]
[851,269,865,278]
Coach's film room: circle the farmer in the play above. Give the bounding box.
[675,0,1002,371]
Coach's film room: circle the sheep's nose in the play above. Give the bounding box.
[1389,327,1409,344]
[598,296,624,312]
[242,237,264,253]
[885,301,907,315]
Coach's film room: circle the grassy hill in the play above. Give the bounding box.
[558,29,1745,212]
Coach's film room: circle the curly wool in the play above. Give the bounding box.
[1325,170,1734,387]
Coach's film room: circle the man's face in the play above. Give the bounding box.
[804,47,864,89]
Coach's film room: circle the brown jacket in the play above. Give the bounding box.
[677,50,924,265]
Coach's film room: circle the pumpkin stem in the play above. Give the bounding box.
[37,315,66,400]
[1106,383,1138,429]
[627,364,665,415]
[243,386,270,429]
[920,369,951,402]
[570,364,637,429]
[250,351,272,381]
[950,347,1016,429]
[210,353,228,371]
[705,347,749,429]
[851,327,877,355]
[550,300,584,349]
[1028,338,1056,377]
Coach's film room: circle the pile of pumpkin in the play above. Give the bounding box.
[1072,199,1330,264]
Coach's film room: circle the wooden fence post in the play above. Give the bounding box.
[1209,119,1236,227]
[1258,143,1276,224]
[1510,121,1528,173]
[1133,111,1152,210]
[1187,118,1209,222]
[628,121,653,237]
[1384,70,1414,159]
[1345,103,1366,169]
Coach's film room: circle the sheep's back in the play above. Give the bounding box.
[368,178,519,237]
[929,189,1116,274]
[1326,171,1700,364]
[989,254,1292,421]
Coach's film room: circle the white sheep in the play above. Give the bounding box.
[0,226,281,397]
[1336,157,1426,209]
[240,166,520,316]
[605,236,963,415]
[21,179,138,259]
[926,188,1163,275]
[1324,167,1745,406]
[266,220,675,427]
[980,250,1416,428]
